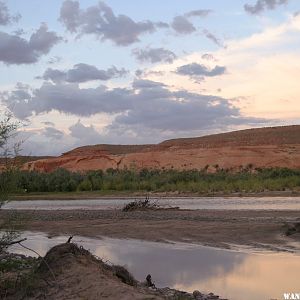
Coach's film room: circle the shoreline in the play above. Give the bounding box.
[11,189,300,200]
[2,208,300,254]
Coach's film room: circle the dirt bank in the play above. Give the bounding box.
[2,209,300,253]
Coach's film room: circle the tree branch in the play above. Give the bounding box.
[0,237,27,246]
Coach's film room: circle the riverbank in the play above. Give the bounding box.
[11,189,300,200]
[2,209,300,253]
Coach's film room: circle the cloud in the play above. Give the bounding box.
[43,126,64,139]
[0,24,61,65]
[201,53,217,61]
[184,9,213,18]
[58,0,80,33]
[69,120,101,141]
[20,120,111,155]
[13,28,26,36]
[2,79,265,134]
[59,0,157,46]
[47,56,62,65]
[132,47,177,64]
[112,85,265,132]
[176,63,226,78]
[18,128,72,156]
[0,1,20,26]
[1,81,133,119]
[132,79,166,89]
[39,68,66,82]
[135,69,165,78]
[155,21,169,29]
[203,29,224,47]
[171,16,196,34]
[149,14,300,120]
[244,0,289,15]
[29,23,61,53]
[21,119,148,155]
[39,64,128,83]
[42,121,55,126]
[170,8,213,35]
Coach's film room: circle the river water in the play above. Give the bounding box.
[9,231,300,300]
[3,196,300,210]
[6,197,300,299]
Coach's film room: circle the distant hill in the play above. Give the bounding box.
[23,125,300,172]
[0,156,53,168]
[62,144,152,156]
[158,125,300,148]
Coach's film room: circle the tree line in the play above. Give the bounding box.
[9,167,300,194]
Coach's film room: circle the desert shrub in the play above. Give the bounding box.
[112,265,137,286]
[77,179,92,191]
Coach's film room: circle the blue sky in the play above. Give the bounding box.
[1,0,300,155]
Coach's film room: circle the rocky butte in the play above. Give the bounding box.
[23,125,300,173]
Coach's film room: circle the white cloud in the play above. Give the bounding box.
[142,14,300,120]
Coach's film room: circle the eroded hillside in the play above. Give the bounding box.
[23,126,300,172]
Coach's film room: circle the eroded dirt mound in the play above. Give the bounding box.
[23,125,300,172]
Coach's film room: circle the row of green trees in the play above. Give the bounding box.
[14,167,300,194]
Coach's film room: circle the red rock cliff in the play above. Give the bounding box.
[23,125,300,172]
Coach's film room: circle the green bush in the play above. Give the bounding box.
[77,179,92,191]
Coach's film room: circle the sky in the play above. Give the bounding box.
[0,0,300,155]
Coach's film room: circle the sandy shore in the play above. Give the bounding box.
[2,209,300,253]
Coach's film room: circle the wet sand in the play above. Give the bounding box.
[2,209,300,253]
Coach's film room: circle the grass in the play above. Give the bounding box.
[0,255,40,299]
[0,256,38,273]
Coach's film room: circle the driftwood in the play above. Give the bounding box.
[122,197,159,212]
[0,237,27,247]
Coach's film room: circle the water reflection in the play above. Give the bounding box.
[90,238,246,289]
[4,196,300,210]
[9,232,300,300]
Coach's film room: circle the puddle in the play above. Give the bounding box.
[8,231,300,300]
